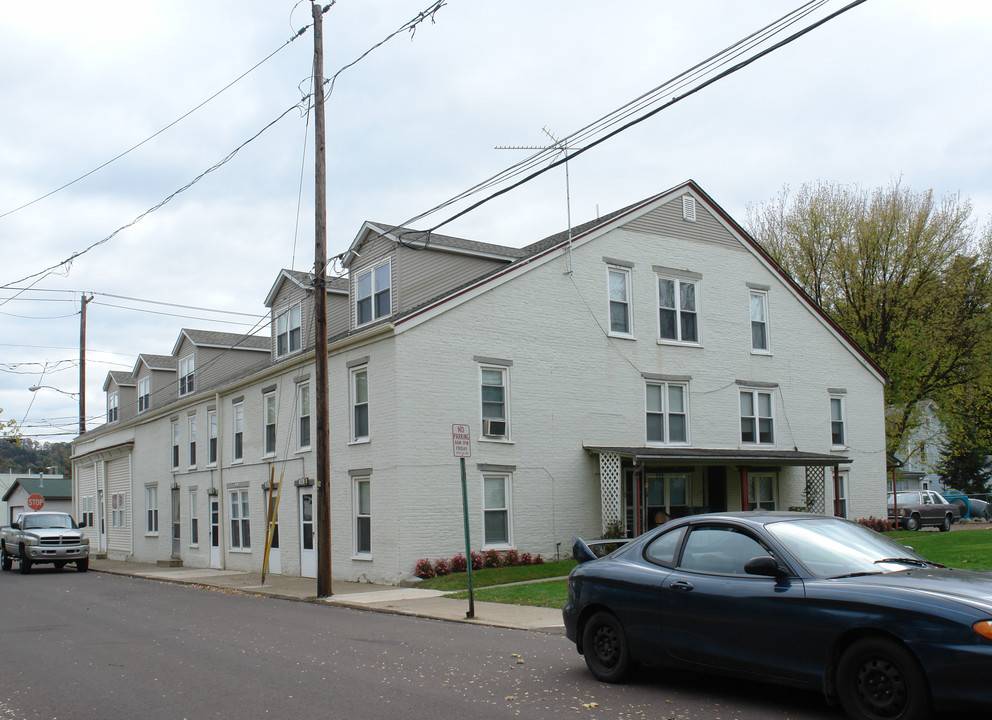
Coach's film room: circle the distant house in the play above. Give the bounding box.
[2,475,71,525]
[71,181,888,584]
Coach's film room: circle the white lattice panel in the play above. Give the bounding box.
[599,452,622,533]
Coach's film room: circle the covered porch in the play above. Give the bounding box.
[586,446,851,537]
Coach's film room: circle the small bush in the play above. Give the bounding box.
[450,554,467,573]
[519,552,533,565]
[858,516,894,533]
[532,553,544,565]
[433,558,451,576]
[502,549,520,567]
[414,558,436,579]
[470,551,483,570]
[483,548,502,568]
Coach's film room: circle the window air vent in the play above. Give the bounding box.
[682,196,696,222]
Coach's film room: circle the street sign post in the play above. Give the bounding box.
[452,424,475,619]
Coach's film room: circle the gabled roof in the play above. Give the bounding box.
[2,477,71,502]
[342,222,525,269]
[171,329,270,355]
[132,353,177,376]
[102,371,136,392]
[264,268,348,308]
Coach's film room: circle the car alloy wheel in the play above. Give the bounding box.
[939,515,952,532]
[838,637,930,720]
[582,611,632,683]
[904,514,921,531]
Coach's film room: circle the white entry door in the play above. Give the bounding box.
[209,498,221,569]
[299,491,316,578]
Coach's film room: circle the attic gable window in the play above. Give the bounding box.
[179,355,195,396]
[108,393,119,424]
[276,304,302,357]
[355,260,391,327]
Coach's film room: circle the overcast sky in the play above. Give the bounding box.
[2,0,991,444]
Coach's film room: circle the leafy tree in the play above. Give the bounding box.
[1,408,20,445]
[747,180,992,453]
[936,422,992,495]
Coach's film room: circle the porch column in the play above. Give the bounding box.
[598,452,622,534]
[740,465,750,511]
[833,465,842,516]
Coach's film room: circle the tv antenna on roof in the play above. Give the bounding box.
[496,127,582,274]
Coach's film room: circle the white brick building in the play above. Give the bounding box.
[71,181,888,584]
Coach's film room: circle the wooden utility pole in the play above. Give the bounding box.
[312,1,333,598]
[79,294,92,436]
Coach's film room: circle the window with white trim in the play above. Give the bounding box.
[646,381,688,444]
[263,392,276,456]
[480,365,509,439]
[482,473,512,547]
[171,421,180,469]
[354,477,371,557]
[740,389,775,445]
[298,384,311,450]
[355,261,391,326]
[276,304,302,357]
[189,489,199,546]
[111,492,127,528]
[230,489,250,550]
[233,403,244,461]
[750,290,770,352]
[607,267,632,336]
[830,396,846,447]
[351,368,369,442]
[658,276,698,343]
[107,393,119,423]
[207,410,218,466]
[137,377,150,412]
[188,416,197,468]
[80,495,95,528]
[145,486,159,534]
[179,355,195,395]
[748,474,777,510]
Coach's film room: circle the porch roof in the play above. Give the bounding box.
[584,445,849,467]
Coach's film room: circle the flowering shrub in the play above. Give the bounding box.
[414,558,436,579]
[532,553,544,565]
[433,557,451,576]
[450,554,467,573]
[858,516,894,533]
[483,548,502,568]
[519,552,533,565]
[502,549,520,566]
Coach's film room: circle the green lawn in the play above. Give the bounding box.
[884,527,992,569]
[448,579,568,608]
[417,559,576,591]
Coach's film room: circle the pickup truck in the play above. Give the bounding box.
[1,511,89,574]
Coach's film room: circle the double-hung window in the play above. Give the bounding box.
[482,473,512,548]
[355,261,391,326]
[351,368,369,442]
[188,416,197,467]
[108,393,119,423]
[207,410,218,465]
[607,266,632,336]
[740,389,775,445]
[354,477,371,557]
[657,272,699,344]
[230,489,250,550]
[645,380,688,444]
[146,486,159,534]
[189,489,199,546]
[263,392,277,456]
[138,377,150,412]
[830,395,846,447]
[179,355,195,395]
[749,289,770,352]
[480,364,509,439]
[298,384,311,450]
[276,304,302,357]
[233,402,244,461]
[171,421,180,469]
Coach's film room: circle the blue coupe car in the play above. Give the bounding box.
[563,512,992,720]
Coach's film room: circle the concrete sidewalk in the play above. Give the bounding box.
[89,558,565,634]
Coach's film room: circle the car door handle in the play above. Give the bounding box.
[670,580,694,592]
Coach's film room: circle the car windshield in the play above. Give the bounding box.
[766,517,931,578]
[21,514,76,530]
[888,492,921,505]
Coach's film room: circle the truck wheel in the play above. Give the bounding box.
[19,554,32,574]
[1,551,10,572]
[76,558,89,573]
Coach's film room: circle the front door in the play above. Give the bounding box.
[300,491,316,578]
[171,488,181,557]
[209,498,221,569]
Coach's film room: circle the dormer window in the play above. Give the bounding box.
[276,304,302,357]
[138,377,150,411]
[179,355,195,396]
[108,392,119,423]
[355,261,391,326]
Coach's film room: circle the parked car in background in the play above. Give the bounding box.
[564,512,992,720]
[887,490,960,531]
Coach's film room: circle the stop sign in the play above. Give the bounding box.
[27,493,45,511]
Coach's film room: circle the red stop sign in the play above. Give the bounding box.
[27,493,45,511]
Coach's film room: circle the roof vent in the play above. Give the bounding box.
[682,196,696,222]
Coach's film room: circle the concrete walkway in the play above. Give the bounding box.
[89,558,566,634]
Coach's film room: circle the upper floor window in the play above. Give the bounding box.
[138,377,150,412]
[658,275,698,344]
[355,261,391,326]
[740,389,775,445]
[749,289,770,352]
[108,393,119,423]
[351,368,369,442]
[480,365,509,439]
[298,384,311,450]
[263,392,277,456]
[276,304,302,357]
[646,381,688,444]
[208,410,218,465]
[179,355,195,395]
[233,402,244,461]
[830,396,846,447]
[607,267,632,336]
[188,416,197,468]
[171,421,180,469]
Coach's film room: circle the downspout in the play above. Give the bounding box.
[214,392,225,569]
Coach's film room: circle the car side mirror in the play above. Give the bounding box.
[744,555,787,577]
[11,520,19,530]
[78,518,88,528]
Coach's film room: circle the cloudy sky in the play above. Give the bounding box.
[2,0,991,443]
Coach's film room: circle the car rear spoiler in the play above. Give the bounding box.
[572,536,632,564]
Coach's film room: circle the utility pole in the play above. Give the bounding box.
[312,1,332,598]
[79,294,92,436]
